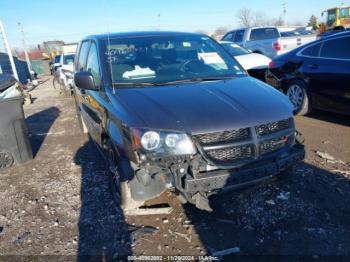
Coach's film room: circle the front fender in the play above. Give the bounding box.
[107,119,127,158]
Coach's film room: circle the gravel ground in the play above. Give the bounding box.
[0,77,349,260]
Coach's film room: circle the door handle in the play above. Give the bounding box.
[308,64,319,69]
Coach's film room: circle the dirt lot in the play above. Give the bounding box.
[0,77,349,260]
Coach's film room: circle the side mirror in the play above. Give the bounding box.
[74,71,98,90]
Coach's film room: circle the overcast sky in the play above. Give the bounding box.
[0,0,345,49]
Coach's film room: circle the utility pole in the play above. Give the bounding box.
[282,2,287,26]
[0,20,19,80]
[18,22,32,77]
[157,13,161,31]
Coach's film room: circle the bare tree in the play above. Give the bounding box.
[237,8,253,27]
[237,8,289,27]
[253,11,268,26]
[214,26,228,35]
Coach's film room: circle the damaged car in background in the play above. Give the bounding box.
[266,31,350,116]
[219,41,271,81]
[73,31,305,214]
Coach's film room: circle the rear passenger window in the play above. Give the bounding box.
[86,43,101,86]
[76,41,90,71]
[320,36,350,59]
[301,42,321,57]
[222,33,234,41]
[234,30,244,42]
[250,28,280,41]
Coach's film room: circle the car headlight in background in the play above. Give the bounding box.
[132,128,196,156]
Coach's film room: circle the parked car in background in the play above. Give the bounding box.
[51,44,77,93]
[266,31,350,116]
[222,26,316,58]
[59,53,75,73]
[73,31,304,215]
[50,54,61,75]
[60,53,75,95]
[280,30,314,37]
[53,52,75,94]
[219,41,271,81]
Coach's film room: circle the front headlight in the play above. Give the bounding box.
[141,131,160,151]
[131,128,196,156]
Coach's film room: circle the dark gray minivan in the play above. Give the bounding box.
[73,31,304,215]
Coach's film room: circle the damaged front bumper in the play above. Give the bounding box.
[177,145,305,211]
[129,144,304,212]
[185,146,304,194]
[129,122,305,211]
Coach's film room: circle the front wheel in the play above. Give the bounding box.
[0,152,14,170]
[286,80,311,116]
[105,141,144,214]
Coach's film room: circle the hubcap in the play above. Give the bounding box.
[287,84,304,110]
[0,152,14,170]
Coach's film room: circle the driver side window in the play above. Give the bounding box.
[86,43,102,87]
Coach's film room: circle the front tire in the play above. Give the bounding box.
[105,140,144,214]
[0,152,14,170]
[286,80,311,116]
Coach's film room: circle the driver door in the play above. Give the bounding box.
[75,41,104,145]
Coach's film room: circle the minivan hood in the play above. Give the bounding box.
[115,77,293,134]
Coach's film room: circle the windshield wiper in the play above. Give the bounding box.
[193,76,236,81]
[112,76,237,87]
[112,82,157,88]
[157,76,236,86]
[156,79,200,85]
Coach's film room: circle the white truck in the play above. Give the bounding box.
[221,26,317,58]
[56,43,77,95]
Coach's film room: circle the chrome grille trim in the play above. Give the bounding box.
[193,128,250,146]
[206,144,254,162]
[193,118,294,165]
[259,137,287,155]
[255,118,292,137]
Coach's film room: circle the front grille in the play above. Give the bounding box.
[194,128,250,146]
[206,144,254,162]
[256,118,292,136]
[259,137,286,155]
[195,118,293,165]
